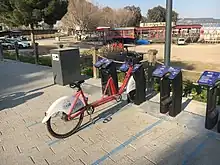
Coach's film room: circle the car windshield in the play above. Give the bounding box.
[6,39,15,42]
[179,39,184,41]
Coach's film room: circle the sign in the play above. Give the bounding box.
[140,22,176,27]
[198,71,220,87]
[132,64,142,73]
[94,58,112,69]
[152,65,181,80]
[52,54,59,61]
[119,63,129,72]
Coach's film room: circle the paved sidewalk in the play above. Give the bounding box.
[1,60,220,165]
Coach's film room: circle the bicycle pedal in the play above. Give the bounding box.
[103,117,112,123]
[115,95,122,102]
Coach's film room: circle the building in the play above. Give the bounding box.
[177,18,220,43]
[138,22,201,42]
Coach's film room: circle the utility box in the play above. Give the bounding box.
[50,47,81,86]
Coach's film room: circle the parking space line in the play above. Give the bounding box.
[91,119,163,165]
[182,132,215,165]
[46,103,131,146]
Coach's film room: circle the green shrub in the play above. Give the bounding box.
[19,55,35,64]
[117,72,125,82]
[3,51,16,60]
[153,79,209,104]
[154,82,160,92]
[81,49,94,56]
[3,52,52,67]
[39,56,52,67]
[81,67,93,77]
[192,88,207,103]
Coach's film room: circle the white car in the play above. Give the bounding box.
[177,38,186,45]
[6,38,31,48]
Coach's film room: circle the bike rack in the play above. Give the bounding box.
[198,71,220,131]
[153,65,183,117]
[94,58,118,96]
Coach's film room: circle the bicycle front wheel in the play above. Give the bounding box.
[46,111,84,139]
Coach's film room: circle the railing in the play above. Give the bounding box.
[0,42,39,64]
[91,47,202,84]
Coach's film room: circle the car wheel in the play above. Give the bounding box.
[19,44,24,49]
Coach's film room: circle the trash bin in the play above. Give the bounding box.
[197,71,220,131]
[50,47,82,86]
[153,65,183,117]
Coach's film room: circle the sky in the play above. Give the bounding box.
[96,0,220,18]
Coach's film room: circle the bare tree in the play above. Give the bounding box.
[61,0,101,31]
[99,7,115,27]
[98,7,135,27]
[61,0,136,33]
[113,9,135,27]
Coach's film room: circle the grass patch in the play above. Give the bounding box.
[81,67,93,77]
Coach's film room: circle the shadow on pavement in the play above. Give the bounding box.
[0,60,52,94]
[27,84,54,93]
[146,91,158,100]
[154,130,220,165]
[182,98,193,111]
[78,100,129,132]
[0,91,43,111]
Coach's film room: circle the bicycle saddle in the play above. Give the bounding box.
[69,80,85,88]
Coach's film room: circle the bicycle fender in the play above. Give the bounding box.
[126,76,136,94]
[42,96,84,123]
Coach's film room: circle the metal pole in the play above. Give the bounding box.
[14,42,19,61]
[164,0,173,66]
[34,43,39,64]
[0,43,3,61]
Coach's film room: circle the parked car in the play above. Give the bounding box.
[177,38,186,45]
[0,39,15,50]
[6,38,31,49]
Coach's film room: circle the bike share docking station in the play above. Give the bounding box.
[94,55,146,105]
[94,58,119,96]
[152,65,183,117]
[119,58,146,105]
[197,71,220,132]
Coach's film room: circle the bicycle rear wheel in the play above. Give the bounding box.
[46,110,84,139]
[127,89,136,103]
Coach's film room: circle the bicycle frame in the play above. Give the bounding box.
[67,64,134,120]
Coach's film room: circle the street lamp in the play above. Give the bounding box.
[164,0,173,66]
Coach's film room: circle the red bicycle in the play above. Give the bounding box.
[42,58,140,138]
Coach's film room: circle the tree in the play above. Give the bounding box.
[62,1,135,32]
[62,0,101,32]
[147,5,178,23]
[99,7,134,28]
[113,9,135,27]
[141,16,148,22]
[0,0,68,45]
[99,7,115,27]
[124,5,142,26]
